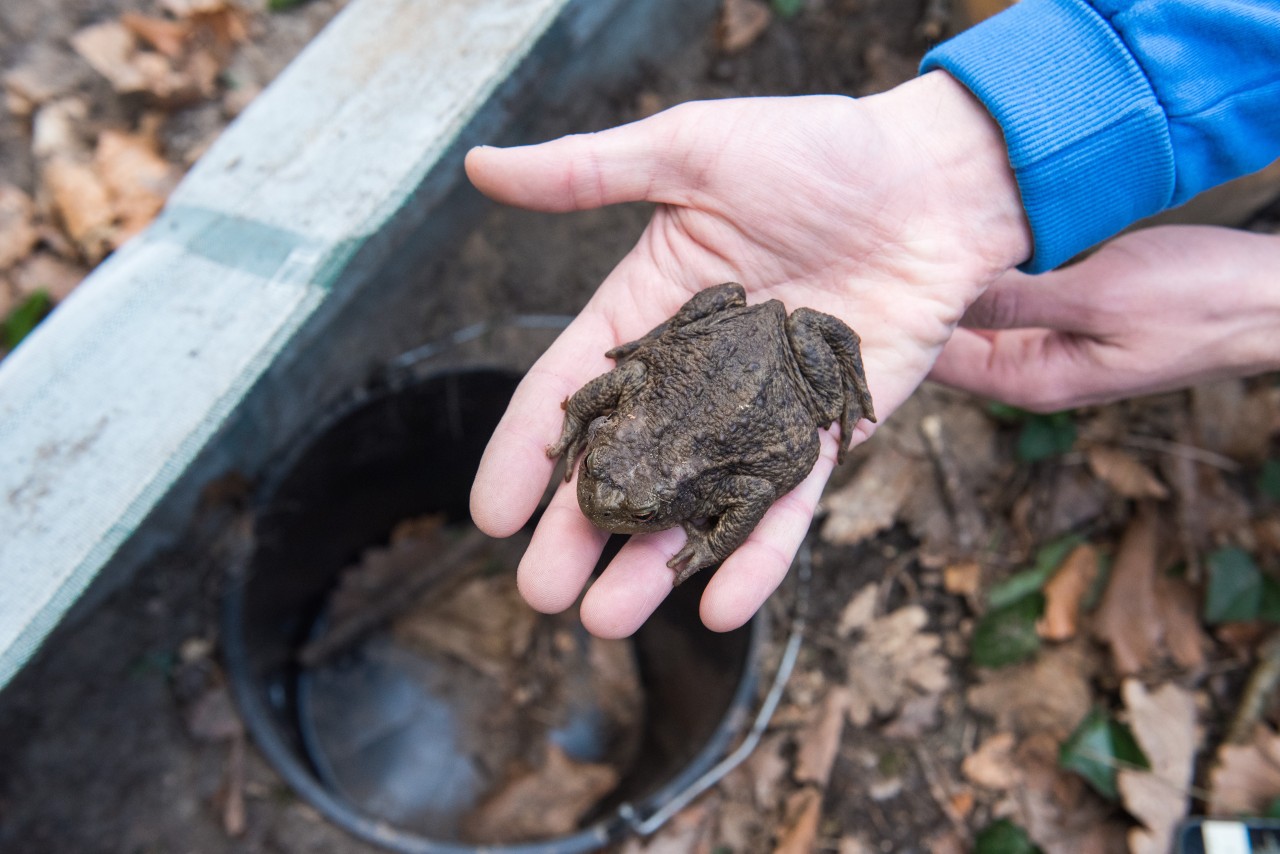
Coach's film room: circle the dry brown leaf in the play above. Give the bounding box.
[0,185,38,271]
[3,45,89,117]
[189,5,252,58]
[1192,379,1276,465]
[1093,508,1163,675]
[746,730,792,809]
[161,0,233,16]
[1257,517,1280,554]
[943,561,982,597]
[71,19,205,104]
[950,789,975,820]
[839,835,876,854]
[1210,726,1280,816]
[774,787,822,854]
[0,275,15,318]
[121,12,191,58]
[821,446,921,546]
[987,733,1130,854]
[94,127,178,244]
[1042,466,1114,542]
[718,0,772,54]
[1154,573,1208,671]
[1086,446,1168,500]
[836,582,879,638]
[845,605,949,726]
[32,97,90,161]
[926,830,966,854]
[1162,442,1253,562]
[794,687,850,786]
[462,744,618,843]
[393,573,536,680]
[1038,543,1100,641]
[41,156,115,263]
[1117,680,1197,854]
[882,691,942,739]
[714,798,766,853]
[11,251,85,302]
[967,641,1095,740]
[184,48,223,99]
[962,731,1019,790]
[71,21,150,93]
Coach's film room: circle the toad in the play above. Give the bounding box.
[548,282,875,584]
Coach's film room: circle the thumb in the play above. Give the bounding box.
[465,111,684,212]
[960,267,1093,332]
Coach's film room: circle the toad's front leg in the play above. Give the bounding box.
[547,360,647,481]
[668,475,776,584]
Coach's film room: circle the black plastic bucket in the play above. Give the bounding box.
[223,364,763,852]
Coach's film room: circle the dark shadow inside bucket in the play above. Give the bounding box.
[223,368,760,852]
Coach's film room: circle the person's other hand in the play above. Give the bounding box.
[467,72,1031,637]
[931,225,1280,411]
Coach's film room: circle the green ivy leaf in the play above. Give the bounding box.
[1,289,52,351]
[1059,708,1149,800]
[1204,546,1264,624]
[987,534,1084,610]
[1260,459,1280,502]
[986,402,1028,423]
[1262,577,1280,624]
[972,592,1044,669]
[974,819,1043,854]
[1017,412,1078,462]
[771,0,804,17]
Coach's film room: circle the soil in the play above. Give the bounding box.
[2,1,1280,853]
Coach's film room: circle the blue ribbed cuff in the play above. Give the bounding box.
[921,0,1175,272]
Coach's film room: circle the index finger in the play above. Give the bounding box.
[469,311,616,537]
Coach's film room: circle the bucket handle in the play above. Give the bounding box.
[619,541,811,837]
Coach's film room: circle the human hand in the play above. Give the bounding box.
[930,225,1280,411]
[468,71,1031,637]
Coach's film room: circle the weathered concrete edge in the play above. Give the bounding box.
[0,0,631,689]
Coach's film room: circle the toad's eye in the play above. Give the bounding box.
[633,509,657,523]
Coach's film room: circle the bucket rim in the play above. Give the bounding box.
[221,356,768,853]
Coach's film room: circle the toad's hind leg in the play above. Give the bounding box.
[547,359,647,480]
[668,475,775,585]
[786,308,876,463]
[606,283,747,360]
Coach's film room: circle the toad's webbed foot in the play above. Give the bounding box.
[667,475,775,584]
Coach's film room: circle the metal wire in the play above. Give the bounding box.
[621,540,812,837]
[385,314,575,373]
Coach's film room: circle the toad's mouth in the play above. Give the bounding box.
[576,475,665,534]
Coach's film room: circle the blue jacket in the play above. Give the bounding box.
[921,0,1280,272]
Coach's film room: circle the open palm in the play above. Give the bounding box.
[468,76,1030,636]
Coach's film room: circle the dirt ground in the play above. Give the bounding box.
[3,1,1280,853]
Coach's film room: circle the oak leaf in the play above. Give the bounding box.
[1117,680,1198,854]
[845,605,949,726]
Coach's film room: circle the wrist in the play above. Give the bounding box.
[866,71,1032,280]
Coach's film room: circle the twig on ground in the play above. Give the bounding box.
[1227,629,1280,745]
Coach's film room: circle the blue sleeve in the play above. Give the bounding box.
[920,0,1280,272]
